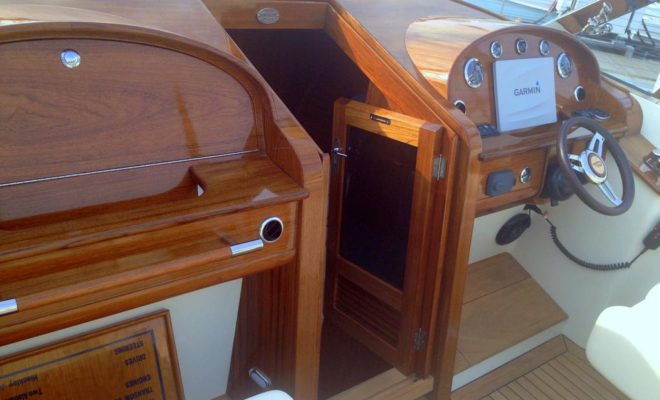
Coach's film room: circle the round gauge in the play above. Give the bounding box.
[453,99,467,113]
[539,39,550,56]
[490,41,503,59]
[557,52,573,78]
[464,58,484,88]
[515,38,527,54]
[574,86,586,102]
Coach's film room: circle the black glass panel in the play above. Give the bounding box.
[339,127,416,290]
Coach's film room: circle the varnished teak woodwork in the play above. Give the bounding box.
[0,2,326,400]
[405,16,642,212]
[0,311,184,400]
[327,99,456,376]
[455,253,567,372]
[206,1,640,400]
[1,1,647,400]
[204,2,645,399]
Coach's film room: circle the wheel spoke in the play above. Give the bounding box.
[568,154,584,173]
[588,132,605,157]
[598,181,622,206]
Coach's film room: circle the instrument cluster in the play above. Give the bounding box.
[462,38,574,90]
[448,28,598,132]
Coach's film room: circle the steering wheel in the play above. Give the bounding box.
[557,117,634,216]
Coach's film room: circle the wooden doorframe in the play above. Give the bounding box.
[208,3,482,396]
[326,98,457,376]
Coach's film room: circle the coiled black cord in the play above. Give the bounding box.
[548,221,647,271]
[524,204,648,271]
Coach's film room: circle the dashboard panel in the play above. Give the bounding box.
[450,30,599,130]
[406,18,639,213]
[406,19,601,130]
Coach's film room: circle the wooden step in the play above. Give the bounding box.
[327,368,433,400]
[454,253,567,374]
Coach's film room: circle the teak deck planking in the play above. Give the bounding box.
[452,335,629,400]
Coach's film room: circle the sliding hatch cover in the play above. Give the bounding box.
[326,99,457,375]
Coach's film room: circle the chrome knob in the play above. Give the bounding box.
[60,49,81,69]
[256,7,280,24]
[520,167,532,184]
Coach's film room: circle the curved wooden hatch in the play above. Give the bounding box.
[0,10,327,400]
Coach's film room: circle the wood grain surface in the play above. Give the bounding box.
[328,367,433,400]
[0,0,232,52]
[207,0,329,29]
[406,18,601,119]
[452,336,566,400]
[2,2,646,400]
[0,3,328,400]
[325,99,458,378]
[0,311,184,400]
[453,335,629,400]
[203,2,642,399]
[0,39,256,185]
[455,253,567,372]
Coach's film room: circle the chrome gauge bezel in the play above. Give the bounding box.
[539,39,550,56]
[557,52,573,78]
[464,58,484,88]
[574,86,586,102]
[453,99,467,113]
[515,38,527,54]
[490,41,503,59]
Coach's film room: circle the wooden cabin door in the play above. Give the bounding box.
[326,99,457,375]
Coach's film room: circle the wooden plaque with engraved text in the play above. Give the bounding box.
[0,311,183,400]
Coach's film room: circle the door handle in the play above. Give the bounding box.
[0,299,18,316]
[230,239,264,256]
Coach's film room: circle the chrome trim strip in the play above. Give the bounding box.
[0,149,260,188]
[0,299,18,316]
[230,239,264,256]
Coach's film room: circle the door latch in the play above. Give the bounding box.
[331,146,348,159]
[331,138,348,166]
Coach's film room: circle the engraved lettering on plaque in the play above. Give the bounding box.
[0,311,182,400]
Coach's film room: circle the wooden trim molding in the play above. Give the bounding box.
[204,0,329,30]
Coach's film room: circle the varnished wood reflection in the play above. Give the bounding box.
[0,3,327,400]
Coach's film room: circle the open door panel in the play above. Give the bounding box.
[326,99,457,376]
